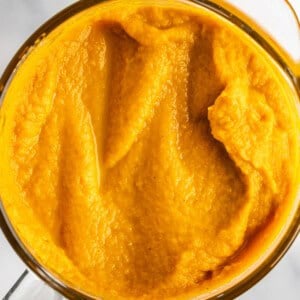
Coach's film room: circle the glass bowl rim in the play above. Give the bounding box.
[0,0,299,299]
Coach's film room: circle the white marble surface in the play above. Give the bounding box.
[0,0,299,299]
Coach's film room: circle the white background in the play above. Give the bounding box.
[0,0,299,299]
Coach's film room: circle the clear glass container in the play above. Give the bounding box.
[0,0,299,299]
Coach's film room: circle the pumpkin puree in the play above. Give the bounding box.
[0,1,300,299]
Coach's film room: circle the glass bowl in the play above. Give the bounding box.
[0,0,299,299]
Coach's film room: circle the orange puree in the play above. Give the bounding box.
[0,1,300,299]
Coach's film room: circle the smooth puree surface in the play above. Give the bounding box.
[0,1,300,299]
